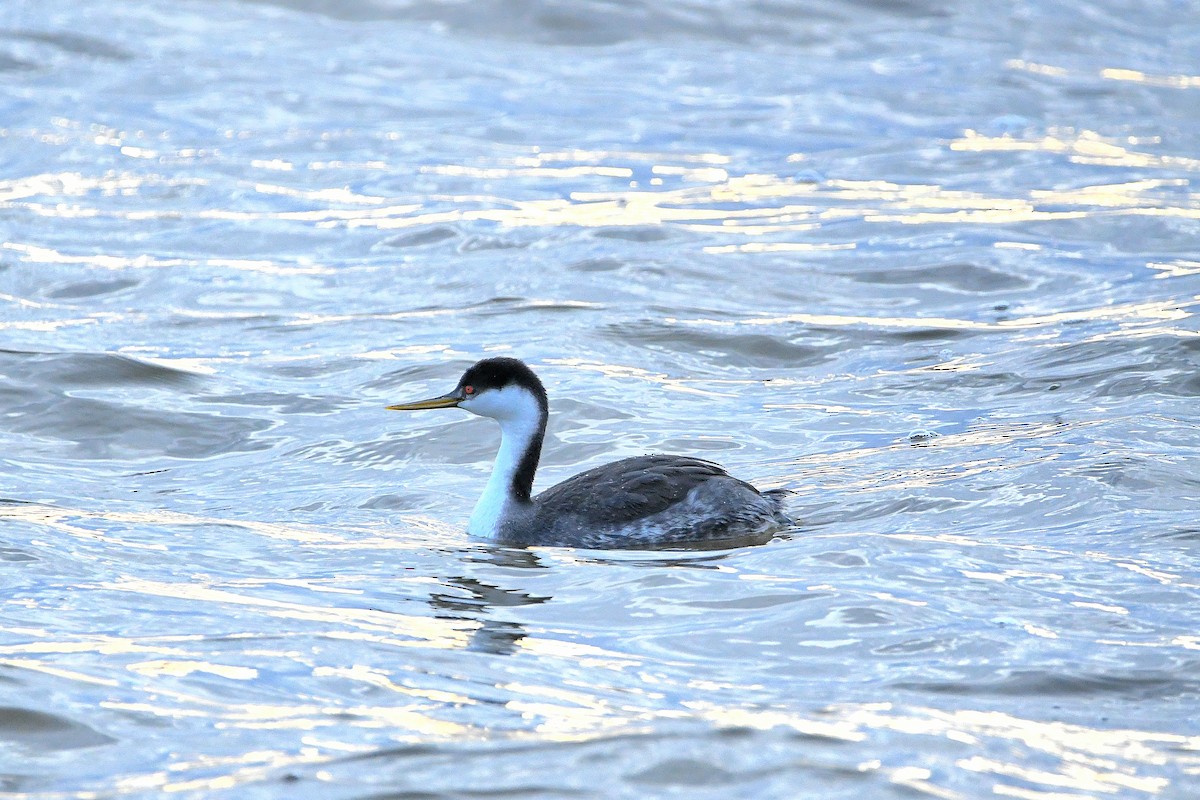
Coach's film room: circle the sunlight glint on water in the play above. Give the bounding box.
[1,0,1199,797]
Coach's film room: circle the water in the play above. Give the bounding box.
[2,0,1199,797]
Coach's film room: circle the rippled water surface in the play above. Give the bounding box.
[3,1,1200,797]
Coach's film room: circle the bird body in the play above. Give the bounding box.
[388,357,790,549]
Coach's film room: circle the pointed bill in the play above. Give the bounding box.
[386,391,462,411]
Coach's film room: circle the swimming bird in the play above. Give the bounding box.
[387,357,791,549]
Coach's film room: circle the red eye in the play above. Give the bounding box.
[463,385,475,395]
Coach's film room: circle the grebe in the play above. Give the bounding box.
[387,357,791,549]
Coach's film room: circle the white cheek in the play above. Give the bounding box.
[460,385,529,420]
[459,392,498,417]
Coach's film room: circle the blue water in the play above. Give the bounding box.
[2,1,1199,797]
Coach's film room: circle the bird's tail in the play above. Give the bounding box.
[762,488,795,524]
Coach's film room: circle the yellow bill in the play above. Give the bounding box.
[386,391,462,411]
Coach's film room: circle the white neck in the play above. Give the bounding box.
[464,385,545,539]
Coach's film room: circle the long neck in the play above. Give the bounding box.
[468,389,547,538]
[490,410,544,502]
